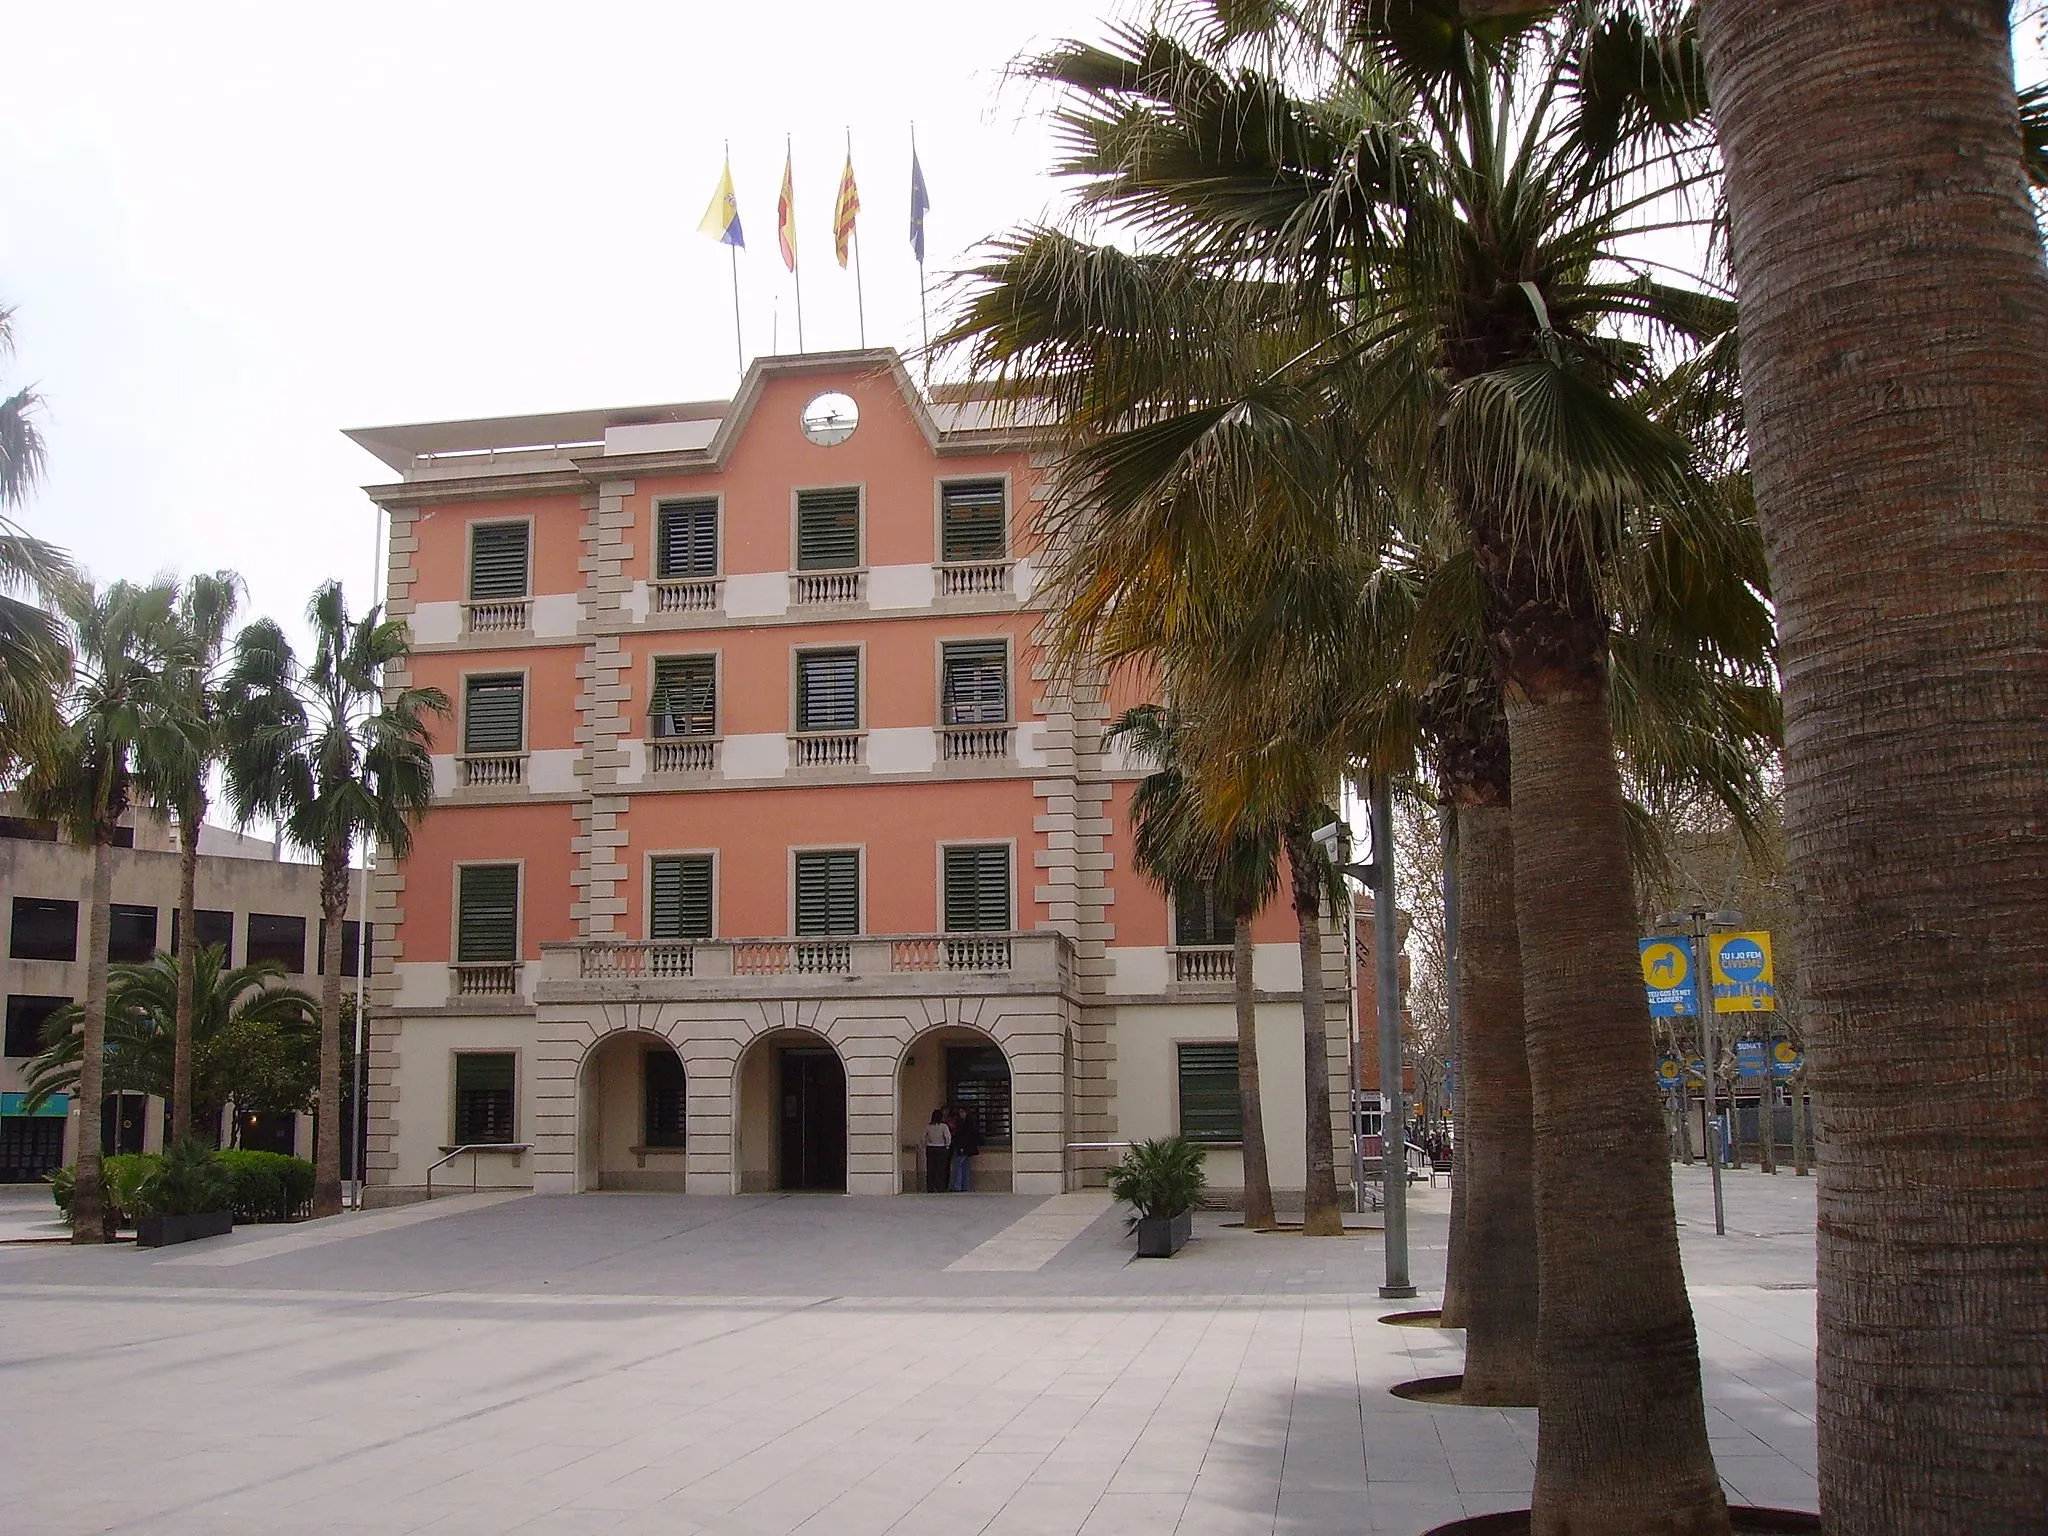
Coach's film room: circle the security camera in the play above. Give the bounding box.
[1310,820,1346,852]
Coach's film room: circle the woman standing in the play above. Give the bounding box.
[922,1109,952,1193]
[951,1107,981,1192]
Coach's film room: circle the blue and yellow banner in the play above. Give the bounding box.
[1639,936,1699,1018]
[1709,931,1777,1013]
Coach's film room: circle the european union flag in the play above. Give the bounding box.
[909,149,930,264]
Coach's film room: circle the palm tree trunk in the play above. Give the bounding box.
[1453,801,1538,1406]
[1506,680,1726,1536]
[71,836,116,1244]
[1283,824,1343,1237]
[172,807,201,1146]
[1233,914,1276,1230]
[1702,7,2048,1529]
[313,845,349,1217]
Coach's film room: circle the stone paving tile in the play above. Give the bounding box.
[0,1167,1821,1534]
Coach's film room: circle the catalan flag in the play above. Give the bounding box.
[698,156,744,248]
[833,153,860,268]
[777,149,798,273]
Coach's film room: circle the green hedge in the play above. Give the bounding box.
[215,1150,315,1222]
[49,1149,315,1225]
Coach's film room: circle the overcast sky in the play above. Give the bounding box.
[1,1,1125,641]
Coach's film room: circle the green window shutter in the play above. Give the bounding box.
[453,1052,516,1144]
[649,855,714,940]
[796,487,861,570]
[656,498,718,579]
[1177,1043,1243,1144]
[463,675,525,754]
[468,524,530,600]
[797,650,860,731]
[940,480,1007,562]
[651,656,716,737]
[941,641,1008,725]
[456,866,520,963]
[794,850,860,936]
[944,846,1011,932]
[1174,880,1234,947]
[643,1049,687,1147]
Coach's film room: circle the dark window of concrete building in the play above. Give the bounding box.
[643,1050,686,1148]
[317,920,372,977]
[170,908,235,962]
[5,995,68,1058]
[246,913,307,973]
[947,1044,1012,1147]
[0,1114,65,1183]
[1177,1043,1242,1144]
[0,816,58,841]
[107,904,158,964]
[453,1053,515,1145]
[10,898,78,962]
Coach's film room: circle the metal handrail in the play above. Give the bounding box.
[425,1143,529,1200]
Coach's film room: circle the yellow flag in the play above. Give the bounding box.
[698,158,744,247]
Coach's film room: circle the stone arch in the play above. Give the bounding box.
[899,1022,1014,1193]
[732,1024,848,1193]
[575,1029,689,1192]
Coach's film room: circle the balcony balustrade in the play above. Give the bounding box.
[790,732,864,769]
[462,598,531,634]
[648,738,718,774]
[451,961,523,999]
[1173,946,1235,984]
[650,577,721,615]
[790,570,866,606]
[939,725,1012,762]
[458,752,528,789]
[539,931,1072,1000]
[936,560,1014,598]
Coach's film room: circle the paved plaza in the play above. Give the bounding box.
[0,1166,1817,1535]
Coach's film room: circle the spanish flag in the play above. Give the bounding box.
[833,153,860,268]
[698,156,744,248]
[777,150,798,273]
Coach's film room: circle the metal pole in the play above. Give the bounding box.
[1373,778,1415,1298]
[1439,804,1460,1155]
[348,504,384,1208]
[1693,907,1726,1237]
[1343,785,1364,1213]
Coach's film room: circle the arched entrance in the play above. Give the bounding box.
[898,1026,1013,1193]
[735,1029,846,1192]
[578,1031,689,1191]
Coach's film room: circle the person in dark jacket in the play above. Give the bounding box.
[950,1106,981,1192]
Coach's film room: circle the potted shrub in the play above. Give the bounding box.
[133,1139,235,1248]
[1107,1135,1207,1257]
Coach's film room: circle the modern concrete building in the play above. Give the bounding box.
[351,350,1388,1206]
[0,802,363,1181]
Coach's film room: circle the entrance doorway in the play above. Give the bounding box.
[779,1048,847,1191]
[897,1027,1013,1193]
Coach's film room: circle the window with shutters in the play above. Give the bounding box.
[643,1049,687,1148]
[456,865,520,963]
[5,995,67,1058]
[940,641,1008,725]
[246,914,307,973]
[452,1052,516,1145]
[170,908,234,961]
[795,487,861,570]
[1177,1043,1243,1144]
[463,675,525,755]
[650,656,716,738]
[940,479,1008,563]
[10,898,77,962]
[793,850,860,936]
[468,523,530,600]
[946,1044,1012,1147]
[656,498,719,579]
[796,650,860,732]
[649,855,714,940]
[943,846,1011,933]
[107,904,159,964]
[1173,880,1236,947]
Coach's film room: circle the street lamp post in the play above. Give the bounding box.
[1656,905,1742,1237]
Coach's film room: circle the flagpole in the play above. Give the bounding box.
[788,134,806,354]
[848,127,867,350]
[725,139,744,377]
[912,122,931,389]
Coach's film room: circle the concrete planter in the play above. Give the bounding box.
[135,1210,233,1248]
[1133,1209,1192,1258]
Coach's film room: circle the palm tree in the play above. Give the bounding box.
[0,302,76,777]
[22,949,318,1143]
[222,582,444,1218]
[1700,7,2048,1528]
[1108,704,1280,1231]
[951,9,1771,1522]
[18,579,181,1242]
[133,572,244,1144]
